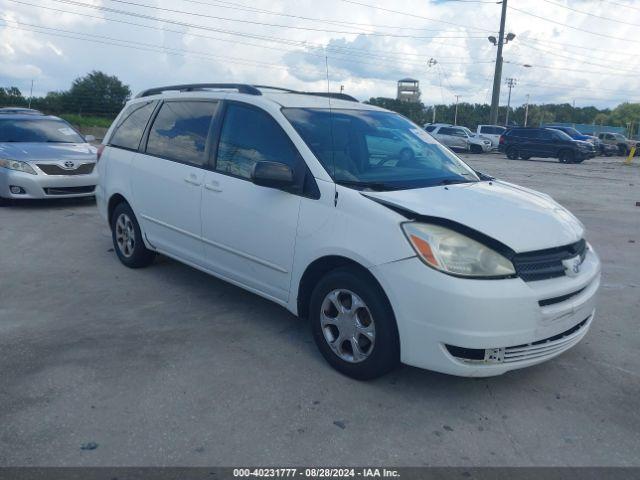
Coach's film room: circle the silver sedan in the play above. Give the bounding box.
[0,112,98,205]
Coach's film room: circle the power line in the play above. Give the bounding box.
[337,0,494,33]
[174,0,457,32]
[541,0,640,27]
[62,0,487,39]
[8,0,493,68]
[599,0,640,13]
[508,5,640,44]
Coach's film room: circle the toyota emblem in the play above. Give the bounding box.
[64,161,75,169]
[562,255,583,277]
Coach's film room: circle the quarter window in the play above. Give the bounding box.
[216,103,299,179]
[110,101,156,151]
[146,101,218,166]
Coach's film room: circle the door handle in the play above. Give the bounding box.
[204,183,223,192]
[184,177,202,186]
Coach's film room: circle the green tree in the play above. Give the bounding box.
[0,87,25,106]
[65,71,131,117]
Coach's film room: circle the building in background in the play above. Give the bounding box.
[397,78,420,103]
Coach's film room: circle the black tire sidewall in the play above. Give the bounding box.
[506,147,518,159]
[110,203,155,268]
[309,268,400,380]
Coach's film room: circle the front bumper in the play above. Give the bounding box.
[0,167,98,199]
[371,247,600,377]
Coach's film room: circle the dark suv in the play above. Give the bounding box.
[499,127,596,163]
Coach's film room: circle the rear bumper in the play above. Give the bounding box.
[371,246,601,377]
[0,167,98,199]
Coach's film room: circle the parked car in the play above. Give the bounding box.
[546,125,597,145]
[97,83,600,380]
[459,127,493,153]
[597,132,638,156]
[0,107,44,115]
[0,112,98,205]
[499,127,596,163]
[476,125,506,149]
[424,124,468,151]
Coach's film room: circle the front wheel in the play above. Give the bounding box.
[559,150,575,163]
[309,268,400,380]
[470,144,483,154]
[110,202,156,268]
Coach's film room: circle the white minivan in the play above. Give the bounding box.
[97,84,600,380]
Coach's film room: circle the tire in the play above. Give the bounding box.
[520,154,531,160]
[617,144,627,156]
[558,150,575,163]
[506,147,519,160]
[309,267,400,380]
[470,144,482,154]
[110,202,156,268]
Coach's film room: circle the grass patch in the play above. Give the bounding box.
[60,114,114,129]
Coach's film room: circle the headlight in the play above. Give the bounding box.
[402,223,516,278]
[0,158,37,175]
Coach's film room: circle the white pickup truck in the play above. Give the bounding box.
[476,125,507,149]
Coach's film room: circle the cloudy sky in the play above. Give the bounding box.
[1,0,639,108]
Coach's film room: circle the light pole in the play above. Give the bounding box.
[454,95,461,125]
[524,94,530,127]
[488,0,515,125]
[505,78,517,126]
[428,57,438,124]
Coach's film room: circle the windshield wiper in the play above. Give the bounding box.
[336,180,399,191]
[436,178,476,186]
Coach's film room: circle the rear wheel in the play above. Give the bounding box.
[520,154,531,160]
[506,147,519,160]
[309,267,400,380]
[110,202,156,268]
[470,144,483,154]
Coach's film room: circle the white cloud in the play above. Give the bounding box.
[0,0,637,107]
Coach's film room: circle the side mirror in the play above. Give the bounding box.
[84,135,96,143]
[251,161,295,190]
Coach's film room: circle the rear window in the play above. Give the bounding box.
[0,118,84,143]
[109,101,156,151]
[510,129,539,138]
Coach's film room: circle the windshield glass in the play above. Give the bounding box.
[560,127,581,136]
[0,118,85,143]
[460,127,474,137]
[283,108,479,190]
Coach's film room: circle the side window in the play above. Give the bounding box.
[439,127,453,135]
[216,103,299,180]
[425,125,436,132]
[146,101,218,166]
[451,128,467,137]
[541,130,554,140]
[110,101,156,150]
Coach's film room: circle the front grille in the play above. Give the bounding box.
[37,163,95,175]
[445,316,591,364]
[512,239,586,282]
[44,185,95,195]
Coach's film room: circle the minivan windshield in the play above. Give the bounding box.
[0,118,85,143]
[283,108,479,191]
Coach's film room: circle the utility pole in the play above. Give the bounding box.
[427,57,438,124]
[489,0,508,125]
[454,95,461,125]
[28,79,34,109]
[524,94,530,127]
[432,105,436,124]
[505,78,516,126]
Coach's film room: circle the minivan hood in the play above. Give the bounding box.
[0,142,96,163]
[362,181,584,253]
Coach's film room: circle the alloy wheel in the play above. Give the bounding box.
[320,289,376,363]
[115,213,136,258]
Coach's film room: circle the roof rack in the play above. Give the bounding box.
[298,92,359,102]
[134,84,359,102]
[136,83,262,98]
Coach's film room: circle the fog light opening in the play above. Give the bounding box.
[9,186,26,195]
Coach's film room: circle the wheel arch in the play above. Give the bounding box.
[107,193,130,228]
[296,255,391,321]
